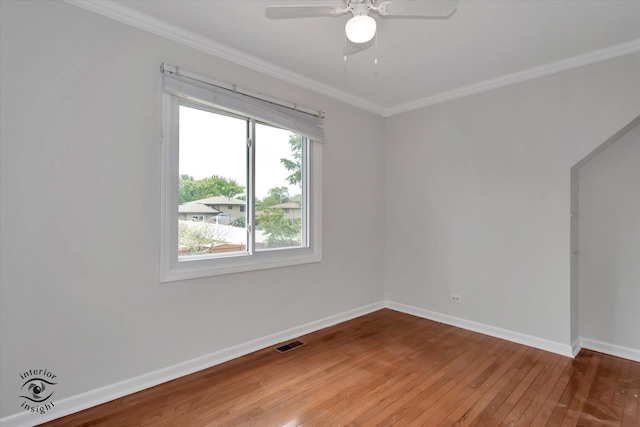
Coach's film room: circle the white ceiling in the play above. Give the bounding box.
[73,0,640,116]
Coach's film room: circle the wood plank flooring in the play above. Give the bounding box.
[42,309,640,426]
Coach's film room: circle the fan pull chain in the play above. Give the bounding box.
[373,32,378,75]
[344,33,347,62]
[374,32,378,65]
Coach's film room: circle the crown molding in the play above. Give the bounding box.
[62,0,386,116]
[63,1,639,118]
[382,38,640,117]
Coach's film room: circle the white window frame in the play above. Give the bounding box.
[160,94,322,282]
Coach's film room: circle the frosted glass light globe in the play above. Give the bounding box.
[345,15,376,44]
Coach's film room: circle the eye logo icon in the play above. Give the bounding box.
[21,378,55,403]
[19,369,57,414]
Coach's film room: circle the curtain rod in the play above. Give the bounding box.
[161,63,324,119]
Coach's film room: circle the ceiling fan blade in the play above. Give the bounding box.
[265,5,348,19]
[379,0,459,19]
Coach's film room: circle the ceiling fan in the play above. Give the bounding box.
[266,0,459,45]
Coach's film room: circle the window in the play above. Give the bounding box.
[160,64,323,281]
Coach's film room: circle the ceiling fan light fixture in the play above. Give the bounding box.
[345,14,376,43]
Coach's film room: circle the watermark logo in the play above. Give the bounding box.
[19,369,57,415]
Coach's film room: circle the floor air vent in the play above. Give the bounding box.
[275,340,306,353]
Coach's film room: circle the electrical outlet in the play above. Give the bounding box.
[450,294,462,303]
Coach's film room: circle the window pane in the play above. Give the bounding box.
[255,123,304,250]
[178,105,247,257]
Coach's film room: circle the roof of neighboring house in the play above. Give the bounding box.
[272,202,301,209]
[178,202,221,214]
[192,196,246,206]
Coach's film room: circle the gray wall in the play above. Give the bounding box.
[0,1,385,418]
[384,53,640,346]
[578,123,640,351]
[2,0,640,422]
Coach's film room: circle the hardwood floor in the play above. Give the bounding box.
[42,309,640,426]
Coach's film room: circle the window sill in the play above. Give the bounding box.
[160,248,322,282]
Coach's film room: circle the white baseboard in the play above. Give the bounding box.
[571,338,582,357]
[0,301,385,427]
[5,301,636,427]
[7,301,605,427]
[579,337,640,362]
[385,301,574,358]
